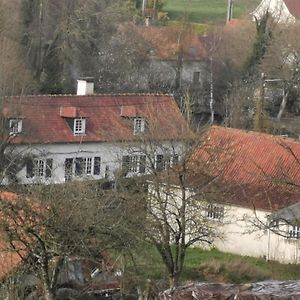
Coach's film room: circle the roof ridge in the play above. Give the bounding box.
[5,93,174,98]
[210,125,300,143]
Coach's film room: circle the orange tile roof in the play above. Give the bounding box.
[0,192,24,280]
[3,94,188,145]
[135,26,207,60]
[191,126,300,211]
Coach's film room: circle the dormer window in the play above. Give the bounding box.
[134,117,145,135]
[74,118,86,135]
[9,119,22,135]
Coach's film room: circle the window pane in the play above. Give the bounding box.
[86,157,92,174]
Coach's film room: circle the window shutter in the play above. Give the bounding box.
[94,157,101,175]
[156,154,164,171]
[139,155,146,174]
[45,159,53,178]
[26,160,34,178]
[122,156,130,174]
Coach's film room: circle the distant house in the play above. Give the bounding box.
[2,80,188,185]
[133,25,208,91]
[191,126,300,263]
[252,0,300,23]
[160,126,300,263]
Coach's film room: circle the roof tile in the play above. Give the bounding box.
[4,94,187,145]
[192,126,300,211]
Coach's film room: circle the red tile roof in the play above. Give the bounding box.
[135,26,207,60]
[3,94,188,145]
[0,192,24,280]
[191,126,300,211]
[284,0,300,18]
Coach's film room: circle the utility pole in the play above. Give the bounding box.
[254,73,266,132]
[142,0,147,17]
[209,56,214,124]
[226,0,234,23]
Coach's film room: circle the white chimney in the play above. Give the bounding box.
[77,78,94,95]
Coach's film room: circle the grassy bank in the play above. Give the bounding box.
[163,0,261,24]
[130,246,300,285]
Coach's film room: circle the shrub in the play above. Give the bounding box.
[199,259,271,283]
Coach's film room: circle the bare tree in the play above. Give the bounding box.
[0,181,144,299]
[117,102,225,288]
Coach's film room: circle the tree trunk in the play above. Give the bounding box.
[277,89,289,120]
[43,284,54,300]
[169,273,179,289]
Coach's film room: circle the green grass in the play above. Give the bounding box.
[129,246,300,285]
[162,0,261,24]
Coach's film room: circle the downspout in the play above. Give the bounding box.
[267,227,270,261]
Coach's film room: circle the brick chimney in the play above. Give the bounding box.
[77,77,94,95]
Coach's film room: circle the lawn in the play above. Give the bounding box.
[129,246,300,285]
[163,0,261,24]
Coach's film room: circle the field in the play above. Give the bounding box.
[163,0,261,24]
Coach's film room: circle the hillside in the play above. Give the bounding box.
[163,0,261,24]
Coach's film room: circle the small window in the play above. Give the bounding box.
[65,156,99,180]
[26,158,53,179]
[288,225,300,239]
[122,155,147,175]
[207,204,224,221]
[133,117,145,135]
[9,119,22,135]
[74,118,86,135]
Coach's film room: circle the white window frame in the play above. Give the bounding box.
[27,158,53,179]
[122,155,147,174]
[73,118,86,135]
[288,225,300,239]
[155,154,179,171]
[9,119,22,135]
[207,204,224,221]
[65,156,99,180]
[133,117,145,135]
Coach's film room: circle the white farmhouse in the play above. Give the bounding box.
[189,126,300,263]
[252,0,300,23]
[2,84,188,185]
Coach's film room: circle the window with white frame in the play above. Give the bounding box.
[64,156,100,181]
[133,117,145,135]
[73,118,86,135]
[207,204,224,221]
[26,158,53,179]
[155,154,179,171]
[9,119,22,135]
[122,155,147,174]
[288,225,300,239]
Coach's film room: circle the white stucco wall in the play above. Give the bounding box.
[6,141,183,185]
[214,204,300,264]
[149,59,207,89]
[252,0,296,23]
